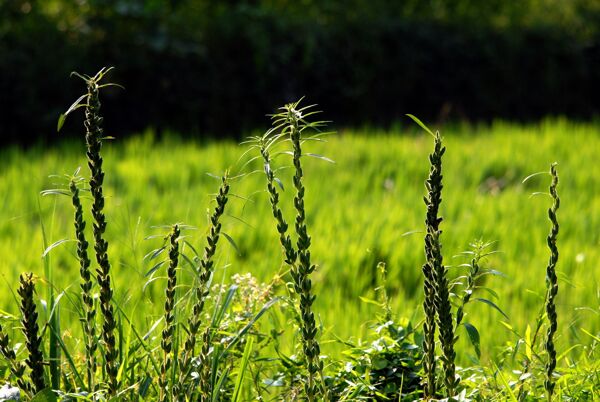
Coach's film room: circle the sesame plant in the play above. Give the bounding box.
[543,163,560,401]
[250,100,333,402]
[408,114,458,399]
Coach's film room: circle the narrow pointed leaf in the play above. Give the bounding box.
[406,114,434,136]
[463,322,481,359]
[475,297,509,319]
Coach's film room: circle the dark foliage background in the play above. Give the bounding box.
[1,0,599,145]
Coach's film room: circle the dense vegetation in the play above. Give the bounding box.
[2,0,600,144]
[0,73,599,399]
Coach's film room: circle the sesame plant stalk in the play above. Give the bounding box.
[198,325,212,401]
[159,225,180,402]
[60,67,121,394]
[409,114,459,398]
[428,131,458,398]
[176,176,230,397]
[70,176,97,392]
[544,163,560,400]
[420,129,443,399]
[258,131,297,266]
[455,251,479,330]
[283,101,325,401]
[18,273,46,394]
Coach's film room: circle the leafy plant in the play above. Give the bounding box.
[253,99,331,401]
[59,67,122,395]
[409,114,458,398]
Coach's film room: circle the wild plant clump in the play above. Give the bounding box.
[0,68,581,402]
[251,100,331,401]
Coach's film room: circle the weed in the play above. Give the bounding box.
[177,175,230,398]
[159,224,180,402]
[544,163,560,400]
[60,67,122,394]
[17,273,45,394]
[69,173,97,392]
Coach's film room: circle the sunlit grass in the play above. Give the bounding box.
[1,118,599,370]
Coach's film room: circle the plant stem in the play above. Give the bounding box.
[82,69,119,395]
[160,225,180,402]
[287,104,323,402]
[421,132,444,399]
[176,176,229,398]
[260,142,297,266]
[70,178,97,392]
[544,163,560,401]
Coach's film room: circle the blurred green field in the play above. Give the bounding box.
[1,118,599,363]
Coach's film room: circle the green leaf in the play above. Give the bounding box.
[274,177,285,191]
[306,153,335,163]
[406,114,434,136]
[372,356,389,370]
[492,362,519,402]
[223,297,279,355]
[31,388,58,402]
[358,296,381,306]
[57,94,87,132]
[222,232,241,256]
[522,171,547,184]
[40,189,71,197]
[232,337,254,402]
[525,324,532,361]
[475,297,509,320]
[463,322,481,359]
[57,114,67,133]
[144,260,165,278]
[42,238,74,258]
[211,285,238,328]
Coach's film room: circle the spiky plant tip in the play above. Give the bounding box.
[68,67,121,394]
[17,273,46,394]
[284,99,326,401]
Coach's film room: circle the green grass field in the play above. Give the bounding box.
[1,117,599,373]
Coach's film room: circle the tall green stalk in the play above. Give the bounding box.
[421,131,444,398]
[256,101,330,401]
[18,273,46,394]
[176,176,229,398]
[65,67,120,394]
[284,101,324,401]
[70,177,97,392]
[415,119,458,398]
[544,163,560,400]
[259,133,297,266]
[160,225,180,402]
